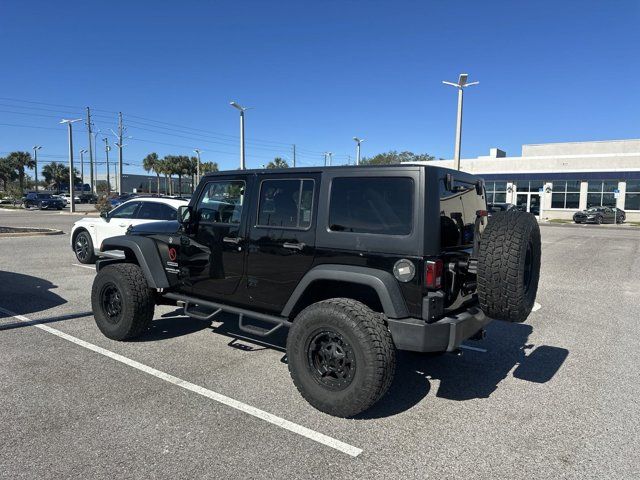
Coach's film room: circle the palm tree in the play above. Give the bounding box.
[266,157,289,169]
[200,161,219,174]
[41,162,68,192]
[7,151,35,193]
[142,153,161,193]
[0,157,17,192]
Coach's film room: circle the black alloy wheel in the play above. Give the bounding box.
[100,282,123,324]
[306,329,356,391]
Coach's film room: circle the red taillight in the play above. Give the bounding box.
[425,259,444,289]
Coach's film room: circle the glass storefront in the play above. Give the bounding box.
[587,180,617,208]
[625,180,640,210]
[551,180,580,209]
[485,181,507,203]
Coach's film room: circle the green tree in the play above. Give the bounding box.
[200,161,219,174]
[41,162,80,192]
[266,157,289,169]
[157,157,172,195]
[360,150,435,165]
[142,152,161,193]
[6,151,35,193]
[0,157,18,191]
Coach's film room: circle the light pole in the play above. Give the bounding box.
[230,101,248,170]
[194,149,202,186]
[103,137,111,195]
[442,73,479,171]
[60,119,82,213]
[93,129,101,195]
[32,145,42,191]
[79,149,87,189]
[353,137,364,165]
[114,142,127,194]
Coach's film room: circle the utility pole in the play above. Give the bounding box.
[327,152,333,166]
[442,73,479,171]
[79,149,87,188]
[230,101,248,170]
[323,152,328,166]
[86,107,95,194]
[194,149,202,186]
[111,112,126,195]
[60,119,82,213]
[353,137,364,165]
[103,137,111,195]
[32,145,42,191]
[93,129,101,195]
[292,144,296,167]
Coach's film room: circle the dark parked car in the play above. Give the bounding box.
[573,207,625,224]
[488,202,517,213]
[23,192,65,210]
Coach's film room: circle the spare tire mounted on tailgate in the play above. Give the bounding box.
[477,210,541,323]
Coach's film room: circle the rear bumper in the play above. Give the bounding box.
[387,306,492,353]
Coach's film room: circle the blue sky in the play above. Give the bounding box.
[1,0,638,174]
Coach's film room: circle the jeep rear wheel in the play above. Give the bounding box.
[286,298,396,417]
[91,263,155,340]
[477,210,541,323]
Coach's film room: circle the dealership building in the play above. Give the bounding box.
[427,139,640,222]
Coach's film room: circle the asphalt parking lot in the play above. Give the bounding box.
[1,208,639,479]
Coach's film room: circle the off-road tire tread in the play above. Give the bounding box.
[477,211,541,323]
[91,263,154,340]
[287,298,396,417]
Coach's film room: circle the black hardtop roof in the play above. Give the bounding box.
[202,163,475,178]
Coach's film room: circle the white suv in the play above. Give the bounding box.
[70,197,187,263]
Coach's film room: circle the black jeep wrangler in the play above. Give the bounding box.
[91,165,541,417]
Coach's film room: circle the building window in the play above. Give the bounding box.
[485,181,507,203]
[587,181,617,208]
[514,180,544,193]
[551,180,580,209]
[625,180,640,211]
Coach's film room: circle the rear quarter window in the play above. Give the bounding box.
[328,177,413,235]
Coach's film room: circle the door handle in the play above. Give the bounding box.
[223,237,242,244]
[119,223,127,227]
[283,242,306,251]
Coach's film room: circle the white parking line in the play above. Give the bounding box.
[460,344,487,353]
[0,306,362,458]
[72,263,96,270]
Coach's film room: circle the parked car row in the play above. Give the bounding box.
[573,207,625,224]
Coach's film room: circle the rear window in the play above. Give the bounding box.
[328,177,413,235]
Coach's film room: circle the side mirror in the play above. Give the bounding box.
[100,211,109,221]
[177,205,192,225]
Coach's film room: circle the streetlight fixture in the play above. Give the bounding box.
[60,119,82,213]
[442,73,479,171]
[194,149,202,186]
[230,101,249,170]
[353,137,364,165]
[79,149,87,189]
[32,145,42,192]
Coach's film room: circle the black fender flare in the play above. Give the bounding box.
[98,236,169,289]
[281,264,409,319]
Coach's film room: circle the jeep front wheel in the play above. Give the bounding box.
[477,210,541,323]
[91,263,155,340]
[286,298,396,417]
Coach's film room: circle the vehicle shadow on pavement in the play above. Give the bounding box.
[0,270,67,316]
[132,309,215,342]
[356,322,569,419]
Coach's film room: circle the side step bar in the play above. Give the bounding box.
[164,292,292,338]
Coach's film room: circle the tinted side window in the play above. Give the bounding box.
[136,202,177,221]
[328,177,413,235]
[110,202,140,219]
[257,179,314,229]
[196,180,245,224]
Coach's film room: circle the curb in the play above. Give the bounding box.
[0,227,65,238]
[539,222,640,232]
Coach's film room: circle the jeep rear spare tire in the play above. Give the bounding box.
[91,263,155,340]
[477,210,541,323]
[286,298,396,417]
